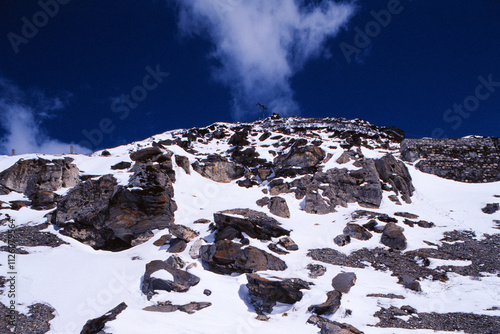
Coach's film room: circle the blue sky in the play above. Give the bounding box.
[0,0,499,154]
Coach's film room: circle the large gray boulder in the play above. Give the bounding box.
[192,154,245,183]
[274,144,325,169]
[381,223,407,250]
[0,157,79,195]
[268,196,290,218]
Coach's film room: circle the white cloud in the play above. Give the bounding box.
[175,0,355,119]
[0,78,91,155]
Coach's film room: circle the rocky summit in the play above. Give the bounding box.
[0,115,499,334]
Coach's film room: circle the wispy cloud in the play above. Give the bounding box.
[0,78,91,155]
[174,0,355,119]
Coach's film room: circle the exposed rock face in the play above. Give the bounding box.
[80,302,127,334]
[0,157,79,195]
[141,260,200,300]
[274,144,325,172]
[174,155,191,174]
[192,154,245,182]
[401,138,500,183]
[199,240,287,275]
[52,161,177,251]
[246,273,311,314]
[0,223,67,251]
[213,208,290,241]
[375,154,414,203]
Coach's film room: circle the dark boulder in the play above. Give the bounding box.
[307,264,327,279]
[274,144,325,169]
[213,208,290,241]
[174,155,191,174]
[129,146,163,162]
[331,272,357,293]
[192,154,245,183]
[308,290,342,316]
[268,196,290,218]
[141,260,200,300]
[482,203,499,214]
[334,234,351,247]
[111,161,132,170]
[80,302,127,334]
[343,223,372,241]
[199,240,287,275]
[375,154,414,204]
[246,273,312,314]
[381,223,407,250]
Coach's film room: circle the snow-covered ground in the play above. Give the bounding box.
[0,122,499,333]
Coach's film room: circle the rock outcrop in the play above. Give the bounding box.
[246,273,312,314]
[200,240,287,275]
[80,302,127,334]
[401,138,500,183]
[192,154,245,182]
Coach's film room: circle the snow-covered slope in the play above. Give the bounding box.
[0,116,499,333]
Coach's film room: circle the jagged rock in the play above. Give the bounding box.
[0,302,55,334]
[268,242,289,255]
[192,154,245,183]
[279,236,298,251]
[30,190,58,210]
[381,223,407,250]
[388,194,402,205]
[215,226,242,241]
[268,179,291,196]
[246,273,312,314]
[394,212,419,219]
[129,146,163,162]
[366,293,405,299]
[143,301,211,314]
[141,260,200,300]
[332,272,357,293]
[193,218,211,224]
[80,302,127,334]
[153,234,172,246]
[237,178,258,188]
[213,208,290,241]
[167,238,187,253]
[199,240,287,275]
[231,147,265,168]
[174,155,191,174]
[256,197,270,207]
[307,315,364,334]
[336,151,358,164]
[228,131,250,146]
[399,274,422,292]
[375,154,414,203]
[482,203,499,214]
[166,255,185,269]
[169,224,199,242]
[0,158,79,197]
[307,264,327,279]
[401,137,500,183]
[255,167,272,180]
[274,144,325,170]
[303,192,336,215]
[130,230,154,246]
[334,234,351,247]
[343,223,372,241]
[110,161,131,170]
[52,163,177,251]
[352,210,397,223]
[308,290,342,316]
[268,196,290,218]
